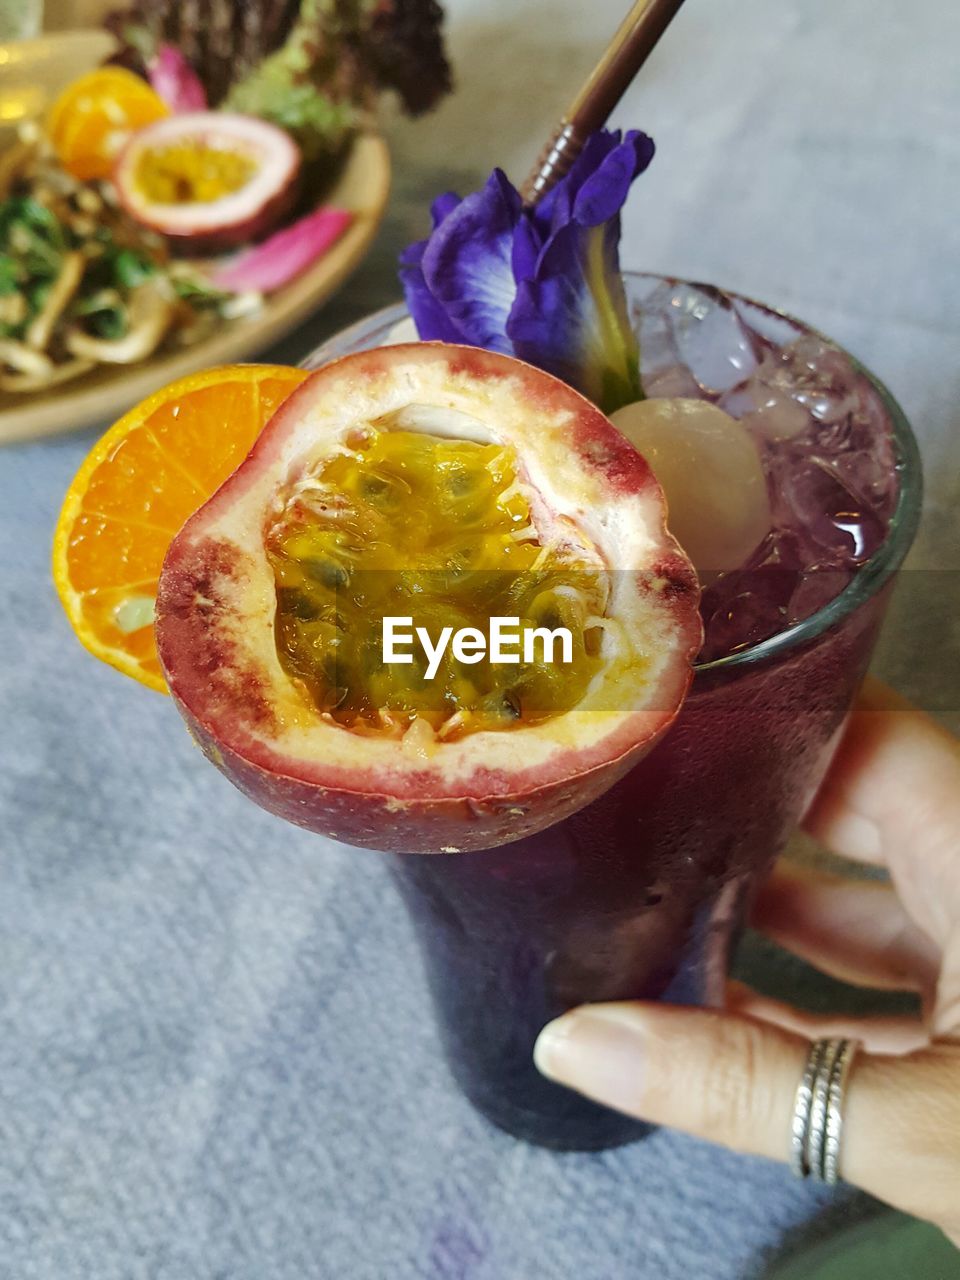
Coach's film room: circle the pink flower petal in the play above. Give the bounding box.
[149,45,208,113]
[209,207,353,293]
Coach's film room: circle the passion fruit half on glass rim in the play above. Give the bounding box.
[113,112,300,253]
[155,344,702,853]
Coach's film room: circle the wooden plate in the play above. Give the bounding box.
[0,32,391,445]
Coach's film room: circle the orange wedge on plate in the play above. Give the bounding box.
[47,67,170,181]
[53,364,310,692]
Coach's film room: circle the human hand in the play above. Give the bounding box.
[533,679,960,1245]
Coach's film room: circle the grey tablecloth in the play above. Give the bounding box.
[2,1,959,1276]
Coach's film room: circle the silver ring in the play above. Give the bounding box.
[789,1038,824,1177]
[790,1037,861,1184]
[823,1038,860,1183]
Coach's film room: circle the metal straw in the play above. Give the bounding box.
[520,0,688,207]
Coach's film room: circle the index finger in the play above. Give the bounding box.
[803,677,960,950]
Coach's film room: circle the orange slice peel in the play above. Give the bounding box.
[52,363,310,692]
[47,67,171,182]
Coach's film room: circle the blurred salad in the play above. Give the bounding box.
[106,0,453,160]
[0,129,254,392]
[0,0,451,394]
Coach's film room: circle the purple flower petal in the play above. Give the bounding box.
[533,130,623,235]
[511,212,542,284]
[509,218,640,411]
[431,192,461,227]
[397,128,653,410]
[573,131,655,226]
[420,169,521,352]
[399,239,468,343]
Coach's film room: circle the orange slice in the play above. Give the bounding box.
[53,364,310,692]
[47,67,170,181]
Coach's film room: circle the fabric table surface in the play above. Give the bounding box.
[2,1,958,1276]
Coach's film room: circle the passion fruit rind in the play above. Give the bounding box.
[156,344,702,854]
[113,112,301,254]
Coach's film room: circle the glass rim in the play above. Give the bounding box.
[304,275,923,675]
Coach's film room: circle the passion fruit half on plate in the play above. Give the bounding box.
[113,112,300,253]
[155,344,702,853]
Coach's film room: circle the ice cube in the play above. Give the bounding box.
[609,398,772,575]
[774,337,865,431]
[699,565,795,662]
[747,528,806,572]
[660,285,761,394]
[788,567,853,622]
[729,350,828,443]
[637,283,686,382]
[781,458,886,566]
[741,388,811,442]
[642,363,704,399]
[801,384,898,526]
[731,297,803,350]
[832,447,899,517]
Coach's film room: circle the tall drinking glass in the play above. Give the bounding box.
[306,275,921,1150]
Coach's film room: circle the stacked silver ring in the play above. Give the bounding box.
[790,1037,860,1183]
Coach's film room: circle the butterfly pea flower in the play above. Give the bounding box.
[399,129,655,414]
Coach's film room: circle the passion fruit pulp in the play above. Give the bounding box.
[156,344,702,854]
[114,112,300,253]
[266,426,606,737]
[133,144,257,205]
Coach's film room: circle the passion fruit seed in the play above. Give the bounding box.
[266,428,606,739]
[133,142,258,204]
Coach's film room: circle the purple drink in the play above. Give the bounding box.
[307,274,920,1149]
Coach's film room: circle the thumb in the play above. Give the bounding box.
[534,1003,960,1244]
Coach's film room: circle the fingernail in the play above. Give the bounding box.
[840,812,883,861]
[534,1006,647,1110]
